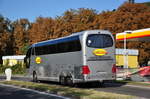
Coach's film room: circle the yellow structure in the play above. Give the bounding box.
[2,55,25,66]
[116,28,150,68]
[116,28,150,41]
[116,49,139,68]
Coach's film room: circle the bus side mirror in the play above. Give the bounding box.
[24,57,27,63]
[24,57,30,68]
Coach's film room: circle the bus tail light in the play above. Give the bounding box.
[112,64,117,73]
[82,65,90,75]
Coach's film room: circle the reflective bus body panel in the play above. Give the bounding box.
[26,30,115,83]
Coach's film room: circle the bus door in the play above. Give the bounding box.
[24,47,32,68]
[85,33,115,81]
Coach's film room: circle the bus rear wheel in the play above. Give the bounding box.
[60,76,66,85]
[66,76,74,87]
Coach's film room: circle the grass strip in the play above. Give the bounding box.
[0,80,136,99]
[116,80,150,87]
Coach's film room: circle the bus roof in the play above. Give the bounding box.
[31,30,111,47]
[32,35,79,47]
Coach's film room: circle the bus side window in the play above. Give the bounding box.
[68,40,81,52]
[49,44,57,54]
[74,40,81,51]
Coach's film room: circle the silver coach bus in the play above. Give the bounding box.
[24,30,116,85]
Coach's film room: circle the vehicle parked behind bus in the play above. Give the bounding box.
[24,30,116,86]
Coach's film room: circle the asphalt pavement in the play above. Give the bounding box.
[93,83,150,99]
[0,75,150,99]
[0,84,69,99]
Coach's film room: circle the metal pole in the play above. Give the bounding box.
[124,32,127,69]
[124,32,128,79]
[124,31,133,79]
[124,32,129,69]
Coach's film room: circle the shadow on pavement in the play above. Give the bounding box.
[39,80,127,89]
[0,75,127,89]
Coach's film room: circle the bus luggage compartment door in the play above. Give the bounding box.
[86,48,115,81]
[86,59,114,81]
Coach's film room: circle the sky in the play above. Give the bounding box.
[0,0,149,22]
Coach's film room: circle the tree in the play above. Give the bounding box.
[100,3,150,65]
[0,3,150,65]
[0,15,13,56]
[12,19,30,54]
[99,3,150,33]
[28,17,54,44]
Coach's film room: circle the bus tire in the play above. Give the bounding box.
[99,81,104,87]
[60,76,66,85]
[66,76,74,87]
[33,72,38,82]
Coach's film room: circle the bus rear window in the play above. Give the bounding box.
[86,34,113,48]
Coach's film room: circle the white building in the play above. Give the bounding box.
[2,55,25,66]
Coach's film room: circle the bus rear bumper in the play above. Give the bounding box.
[73,74,116,84]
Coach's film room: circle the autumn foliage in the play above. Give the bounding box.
[0,3,150,65]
